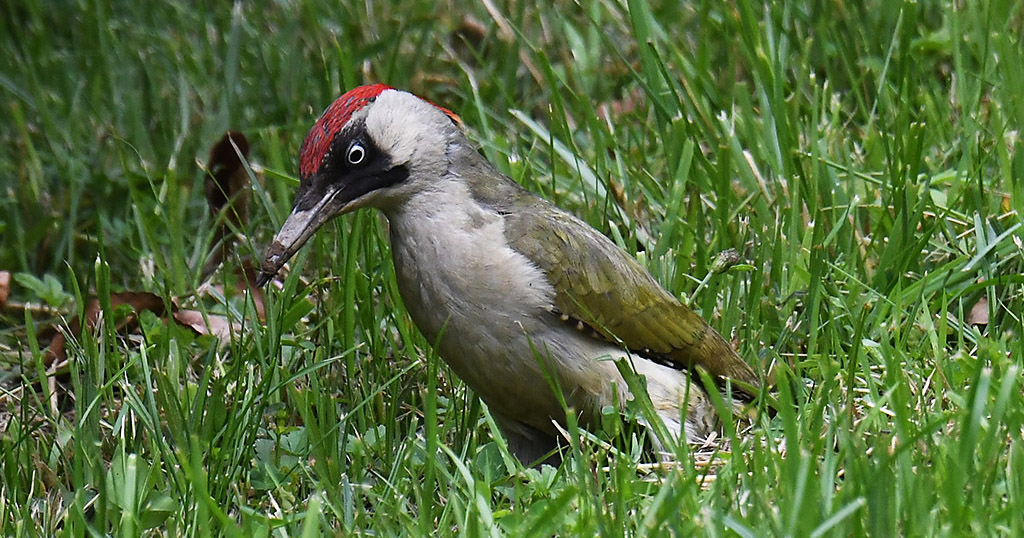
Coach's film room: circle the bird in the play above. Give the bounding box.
[256,84,761,464]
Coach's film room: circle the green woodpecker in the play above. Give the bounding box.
[257,84,760,464]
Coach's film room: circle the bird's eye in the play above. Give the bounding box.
[347,142,366,165]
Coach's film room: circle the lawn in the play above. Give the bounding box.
[1,0,1023,535]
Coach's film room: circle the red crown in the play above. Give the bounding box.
[298,84,462,178]
[299,84,393,178]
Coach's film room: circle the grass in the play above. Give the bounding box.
[2,0,1023,535]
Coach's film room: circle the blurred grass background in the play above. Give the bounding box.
[1,0,1023,535]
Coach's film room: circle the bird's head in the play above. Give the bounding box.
[256,84,462,285]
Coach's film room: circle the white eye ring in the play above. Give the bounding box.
[347,142,366,165]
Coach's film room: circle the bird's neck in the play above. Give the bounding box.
[382,171,553,338]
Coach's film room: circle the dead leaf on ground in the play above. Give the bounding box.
[173,309,240,340]
[46,291,169,363]
[205,131,251,225]
[967,296,989,326]
[596,86,644,120]
[201,131,251,280]
[45,286,254,362]
[0,270,9,307]
[236,259,266,321]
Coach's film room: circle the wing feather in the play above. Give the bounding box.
[505,207,760,396]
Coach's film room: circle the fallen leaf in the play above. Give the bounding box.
[454,15,488,48]
[596,86,644,120]
[201,131,251,279]
[205,131,251,221]
[85,291,168,328]
[0,270,9,306]
[46,291,170,363]
[237,259,266,321]
[173,309,240,341]
[967,296,989,326]
[46,332,67,364]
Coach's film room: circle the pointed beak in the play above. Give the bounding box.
[256,186,345,286]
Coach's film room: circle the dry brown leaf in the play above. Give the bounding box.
[85,292,167,328]
[201,131,251,279]
[205,131,251,223]
[46,291,170,363]
[45,331,67,364]
[172,309,240,341]
[967,296,989,326]
[454,15,488,48]
[237,259,266,322]
[0,270,9,307]
[596,87,644,120]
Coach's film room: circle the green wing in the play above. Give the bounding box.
[504,206,760,396]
